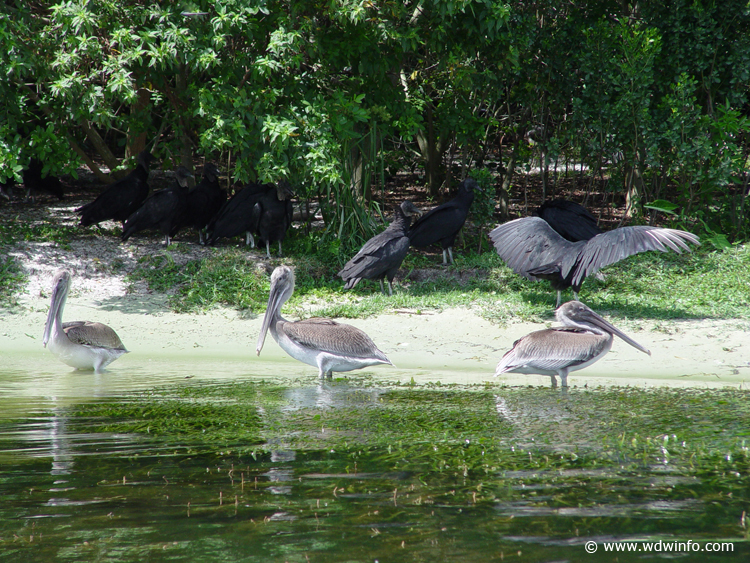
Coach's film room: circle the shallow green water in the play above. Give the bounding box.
[1,369,749,562]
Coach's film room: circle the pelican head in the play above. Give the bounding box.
[257,265,295,355]
[43,270,72,348]
[557,301,651,356]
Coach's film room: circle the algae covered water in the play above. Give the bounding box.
[1,369,748,562]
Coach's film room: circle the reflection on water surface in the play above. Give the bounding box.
[1,371,748,562]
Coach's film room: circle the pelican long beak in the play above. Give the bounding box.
[256,280,283,356]
[43,276,67,348]
[586,310,651,356]
[42,305,55,348]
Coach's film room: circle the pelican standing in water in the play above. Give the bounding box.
[257,266,392,378]
[43,270,128,372]
[495,301,650,387]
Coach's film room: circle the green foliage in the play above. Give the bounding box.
[565,18,661,201]
[465,169,497,253]
[1,0,749,242]
[654,77,750,238]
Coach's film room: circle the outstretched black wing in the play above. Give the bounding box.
[490,216,700,287]
[489,217,580,281]
[566,225,699,286]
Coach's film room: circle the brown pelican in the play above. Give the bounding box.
[257,266,392,378]
[489,217,699,306]
[408,177,482,264]
[43,270,128,372]
[494,300,650,387]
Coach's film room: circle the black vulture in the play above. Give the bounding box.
[121,166,193,246]
[489,216,700,306]
[174,162,226,244]
[76,150,156,227]
[0,175,15,201]
[407,177,481,264]
[206,182,273,246]
[250,181,294,258]
[338,200,422,295]
[0,158,64,202]
[537,199,602,242]
[23,158,64,202]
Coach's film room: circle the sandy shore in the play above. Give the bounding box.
[2,268,748,389]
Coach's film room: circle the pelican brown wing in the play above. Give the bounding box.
[62,321,128,350]
[497,328,596,372]
[282,318,391,362]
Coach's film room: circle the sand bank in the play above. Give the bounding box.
[2,286,748,389]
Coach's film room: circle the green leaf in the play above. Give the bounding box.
[644,200,679,215]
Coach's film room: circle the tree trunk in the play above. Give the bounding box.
[624,155,646,219]
[125,87,150,159]
[416,103,446,197]
[349,143,365,201]
[497,148,516,222]
[80,121,120,174]
[175,65,194,178]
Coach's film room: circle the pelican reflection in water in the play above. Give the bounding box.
[495,301,650,387]
[257,266,392,378]
[43,270,128,372]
